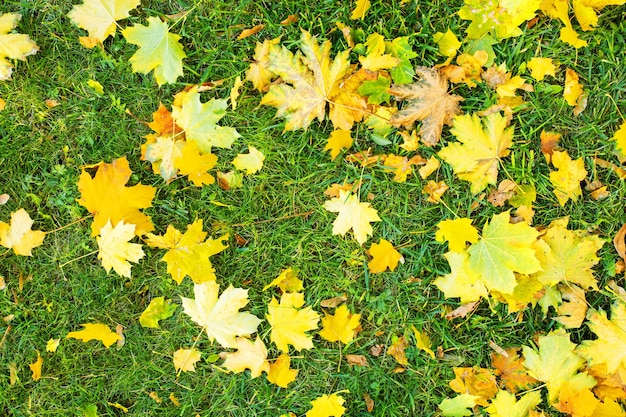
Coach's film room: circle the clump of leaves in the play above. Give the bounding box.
[0,13,39,80]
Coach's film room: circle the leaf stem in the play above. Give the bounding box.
[58,250,98,268]
[229,210,313,227]
[46,214,92,234]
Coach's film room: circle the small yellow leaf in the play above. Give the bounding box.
[324,190,381,245]
[230,75,243,110]
[435,218,479,252]
[563,68,584,107]
[267,353,298,388]
[96,220,144,278]
[0,98,5,111]
[87,79,104,95]
[526,57,557,81]
[350,0,371,20]
[418,156,441,179]
[0,208,46,256]
[173,348,201,373]
[221,337,269,378]
[67,0,140,44]
[107,402,129,413]
[423,180,449,203]
[0,13,39,81]
[232,146,265,174]
[237,24,265,40]
[29,351,43,381]
[66,323,121,348]
[411,325,435,359]
[262,268,303,292]
[267,292,320,352]
[324,130,353,161]
[433,29,462,57]
[306,392,347,417]
[46,338,60,352]
[9,362,19,385]
[549,150,587,206]
[367,239,403,273]
[174,141,218,187]
[318,304,361,344]
[387,335,409,366]
[613,121,626,163]
[554,284,587,329]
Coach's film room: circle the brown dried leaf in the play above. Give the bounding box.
[540,131,561,162]
[487,179,516,207]
[370,344,384,357]
[387,336,409,365]
[0,194,9,205]
[491,347,538,393]
[449,367,498,406]
[593,157,626,179]
[280,14,298,25]
[613,224,626,261]
[364,392,374,412]
[346,354,369,367]
[445,300,479,320]
[320,295,347,308]
[389,66,463,146]
[237,24,265,40]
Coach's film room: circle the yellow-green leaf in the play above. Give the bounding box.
[66,323,122,348]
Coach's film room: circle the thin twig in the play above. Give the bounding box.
[229,210,313,227]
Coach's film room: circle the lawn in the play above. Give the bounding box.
[1,0,625,416]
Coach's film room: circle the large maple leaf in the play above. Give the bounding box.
[438,112,514,194]
[67,0,139,45]
[318,304,361,344]
[267,292,320,352]
[260,30,353,131]
[171,86,240,153]
[0,208,46,256]
[0,13,39,81]
[306,393,346,417]
[531,217,605,289]
[96,220,144,277]
[181,281,261,349]
[389,66,463,147]
[145,219,228,284]
[459,0,542,39]
[77,156,156,236]
[467,211,541,295]
[485,390,542,417]
[221,337,269,378]
[577,302,626,374]
[122,17,186,85]
[323,190,381,245]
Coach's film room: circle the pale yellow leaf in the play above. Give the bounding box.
[67,0,140,43]
[323,190,381,245]
[96,220,144,277]
[0,208,46,256]
[173,348,201,372]
[232,146,265,174]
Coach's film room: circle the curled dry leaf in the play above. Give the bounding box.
[613,223,626,261]
[346,354,368,367]
[364,392,375,412]
[445,300,480,320]
[320,295,347,308]
[237,24,265,40]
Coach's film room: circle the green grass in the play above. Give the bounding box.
[1,0,625,416]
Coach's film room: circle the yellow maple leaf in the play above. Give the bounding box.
[324,130,353,160]
[77,156,156,236]
[389,66,463,146]
[526,57,558,81]
[0,13,39,80]
[260,30,352,131]
[145,219,228,284]
[232,146,265,174]
[181,281,261,349]
[433,29,462,58]
[262,268,304,292]
[357,33,400,71]
[46,338,60,353]
[66,323,121,348]
[449,367,499,406]
[222,337,269,378]
[612,121,626,163]
[367,239,403,273]
[143,136,185,182]
[435,218,479,252]
[387,334,409,366]
[522,329,592,402]
[549,150,587,206]
[318,304,361,344]
[532,217,604,289]
[245,37,280,92]
[174,140,218,187]
[267,353,298,388]
[122,17,186,85]
[572,0,626,32]
[468,211,541,295]
[67,0,140,45]
[485,390,542,417]
[306,393,347,417]
[422,180,449,203]
[563,68,584,107]
[554,378,600,416]
[418,156,441,179]
[0,208,46,256]
[411,325,435,359]
[139,297,177,328]
[29,351,43,381]
[382,154,426,183]
[438,112,513,194]
[491,348,538,393]
[434,251,488,303]
[577,302,626,374]
[350,0,371,20]
[267,292,320,352]
[96,220,145,277]
[173,348,201,373]
[171,86,240,153]
[540,0,588,47]
[323,190,381,245]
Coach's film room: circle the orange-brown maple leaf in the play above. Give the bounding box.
[491,348,538,393]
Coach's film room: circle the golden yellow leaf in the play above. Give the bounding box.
[449,367,498,406]
[438,112,513,194]
[350,0,371,20]
[232,146,265,174]
[67,0,139,44]
[526,57,557,81]
[612,121,626,163]
[145,219,228,284]
[554,284,588,328]
[230,75,243,110]
[389,67,463,146]
[554,379,599,416]
[318,304,361,344]
[357,33,400,71]
[563,68,584,107]
[435,251,488,303]
[422,180,449,203]
[237,24,264,40]
[174,140,218,187]
[323,190,381,245]
[577,302,626,374]
[267,353,298,388]
[491,348,538,393]
[267,292,319,352]
[382,154,426,183]
[96,220,144,277]
[221,337,269,378]
[387,335,409,366]
[173,348,201,373]
[46,338,60,353]
[0,208,46,256]
[262,268,304,292]
[66,323,122,348]
[181,281,261,348]
[122,17,186,85]
[77,156,156,236]
[433,29,462,58]
[306,393,347,417]
[411,325,435,359]
[324,130,353,161]
[245,37,280,92]
[549,150,588,206]
[540,0,588,47]
[485,390,542,417]
[0,13,39,80]
[435,218,479,252]
[572,0,626,32]
[143,136,185,182]
[29,351,43,381]
[418,156,441,179]
[367,239,403,273]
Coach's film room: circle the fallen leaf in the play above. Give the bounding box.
[0,194,8,205]
[67,0,140,44]
[387,335,409,365]
[237,24,264,40]
[411,325,435,358]
[613,121,626,163]
[306,393,346,417]
[222,337,269,378]
[363,392,374,412]
[96,220,144,278]
[173,348,201,372]
[9,362,19,385]
[267,353,298,387]
[577,302,626,374]
[318,304,361,344]
[0,208,46,256]
[245,37,280,92]
[614,223,626,261]
[563,68,584,107]
[324,190,381,245]
[46,338,60,353]
[320,295,347,308]
[324,130,353,160]
[267,292,320,352]
[418,156,441,179]
[232,146,265,174]
[169,393,180,406]
[280,14,298,25]
[491,347,538,393]
[435,218,479,252]
[175,140,218,187]
[0,13,39,80]
[66,323,122,348]
[350,0,371,20]
[445,301,480,319]
[139,297,177,328]
[554,284,587,329]
[262,268,304,292]
[29,351,43,381]
[549,150,588,206]
[439,393,479,417]
[346,354,368,367]
[449,367,498,406]
[367,239,403,273]
[485,390,542,417]
[540,130,562,162]
[487,179,516,207]
[527,57,557,81]
[149,391,162,403]
[370,344,384,357]
[423,180,449,203]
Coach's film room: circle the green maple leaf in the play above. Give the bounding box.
[122,17,186,85]
[467,211,541,295]
[459,0,542,40]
